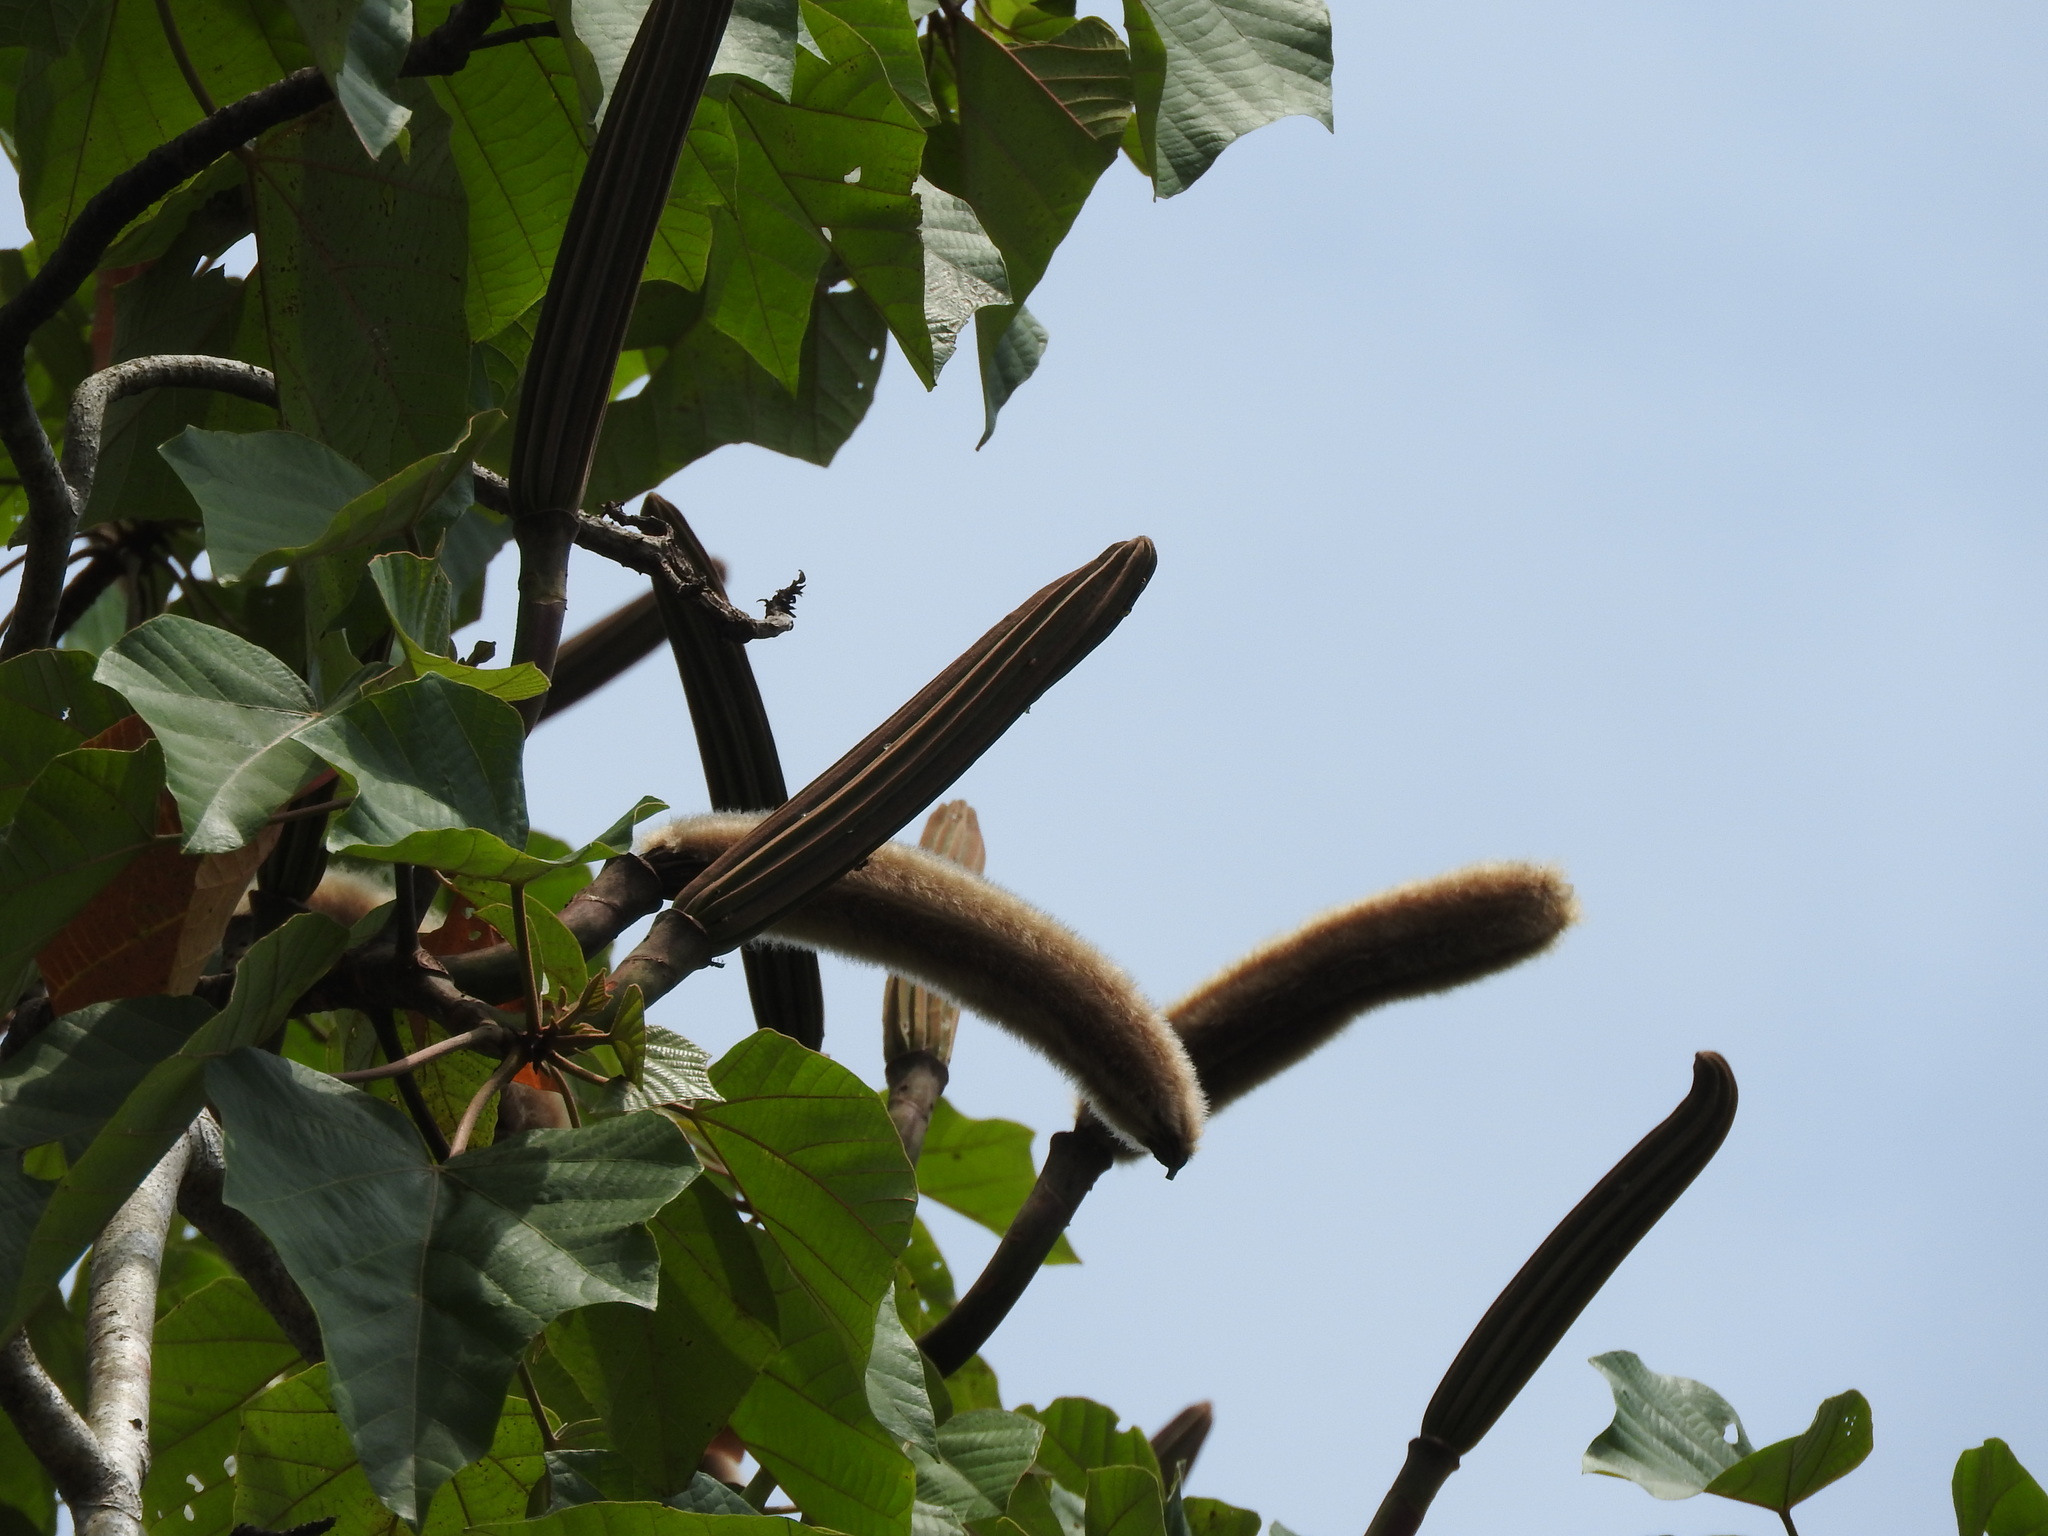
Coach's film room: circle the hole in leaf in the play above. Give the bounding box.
[828,279,854,293]
[843,166,862,183]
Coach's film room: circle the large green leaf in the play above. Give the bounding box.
[868,1291,940,1458]
[208,1050,701,1524]
[922,19,1122,306]
[0,743,164,1009]
[550,1179,780,1497]
[0,1376,55,1535]
[1181,1500,1259,1536]
[434,28,587,339]
[916,182,1009,380]
[0,649,129,825]
[974,303,1047,446]
[920,1412,1045,1521]
[696,1029,917,1351]
[731,1262,915,1536]
[97,615,324,853]
[368,554,550,701]
[298,671,529,853]
[1084,1468,1165,1536]
[0,0,93,51]
[1579,1351,1754,1501]
[236,1364,543,1536]
[714,7,927,386]
[250,91,471,478]
[1704,1390,1872,1514]
[16,0,285,251]
[164,418,490,590]
[589,283,886,500]
[1956,1440,2048,1536]
[1,914,348,1333]
[716,0,800,98]
[284,0,412,155]
[474,1504,816,1536]
[0,994,212,1157]
[159,428,374,582]
[1123,0,1329,197]
[917,1099,1076,1264]
[1019,1402,1160,1494]
[143,1278,301,1536]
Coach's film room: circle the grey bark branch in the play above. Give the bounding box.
[64,356,277,510]
[0,1332,127,1522]
[179,1113,324,1363]
[81,1128,195,1536]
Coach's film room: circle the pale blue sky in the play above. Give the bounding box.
[13,3,2048,1532]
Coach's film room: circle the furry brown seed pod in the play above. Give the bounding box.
[644,813,1204,1172]
[1170,863,1578,1112]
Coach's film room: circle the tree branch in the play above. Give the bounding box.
[82,1128,195,1536]
[576,502,803,642]
[64,356,276,512]
[0,1333,128,1524]
[179,1114,324,1364]
[917,1119,1120,1376]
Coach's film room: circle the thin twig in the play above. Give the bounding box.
[575,502,803,642]
[549,1055,610,1087]
[370,1010,453,1162]
[153,0,219,115]
[542,1061,582,1127]
[65,356,276,509]
[334,1024,508,1082]
[449,1053,523,1157]
[517,1361,559,1452]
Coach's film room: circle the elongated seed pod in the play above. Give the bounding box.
[644,813,1204,1171]
[507,0,734,683]
[884,801,986,1064]
[606,538,1156,1012]
[1174,864,1576,1110]
[1362,1052,1740,1536]
[645,495,825,1048]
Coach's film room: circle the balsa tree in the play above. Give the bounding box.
[0,3,1741,1536]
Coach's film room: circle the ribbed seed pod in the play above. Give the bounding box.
[648,494,825,1048]
[883,800,987,1064]
[1363,1052,1740,1536]
[606,539,1157,1013]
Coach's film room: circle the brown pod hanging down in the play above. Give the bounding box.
[643,813,1205,1173]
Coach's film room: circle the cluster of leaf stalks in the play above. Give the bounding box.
[0,2,1784,1536]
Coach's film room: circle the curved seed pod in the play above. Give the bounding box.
[1363,1052,1740,1536]
[1182,863,1574,1098]
[1079,863,1577,1163]
[606,538,1156,1010]
[644,813,1204,1171]
[645,495,825,1048]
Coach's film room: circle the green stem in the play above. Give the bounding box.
[1778,1509,1800,1536]
[741,1465,777,1509]
[512,882,544,1030]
